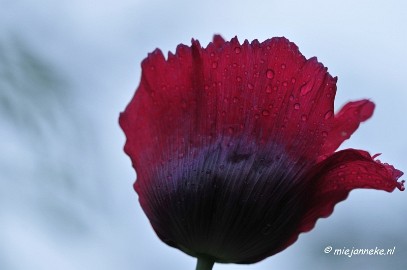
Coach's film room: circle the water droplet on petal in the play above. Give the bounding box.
[399,180,405,191]
[211,61,218,68]
[236,76,242,82]
[322,131,328,137]
[301,114,308,121]
[254,114,260,119]
[294,103,300,110]
[233,97,239,103]
[248,83,254,90]
[324,110,333,120]
[291,78,296,84]
[283,81,288,87]
[300,82,313,96]
[234,47,241,54]
[281,63,286,69]
[262,110,270,116]
[266,69,275,79]
[265,85,272,93]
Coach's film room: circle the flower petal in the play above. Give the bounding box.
[119,36,340,186]
[297,149,403,237]
[271,149,404,254]
[320,100,375,156]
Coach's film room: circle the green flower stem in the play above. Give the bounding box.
[195,257,214,270]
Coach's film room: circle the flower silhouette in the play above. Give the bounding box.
[120,35,404,269]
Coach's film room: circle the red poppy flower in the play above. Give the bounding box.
[119,35,404,269]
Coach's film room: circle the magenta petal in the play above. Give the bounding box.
[299,149,404,234]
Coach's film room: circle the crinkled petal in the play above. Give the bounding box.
[270,149,404,254]
[294,149,403,240]
[119,36,340,191]
[320,100,375,156]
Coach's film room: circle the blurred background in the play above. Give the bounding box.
[1,0,406,269]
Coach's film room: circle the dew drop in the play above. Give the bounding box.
[234,47,241,54]
[294,103,300,110]
[236,76,242,82]
[322,131,328,137]
[233,97,239,103]
[301,114,308,121]
[265,85,272,93]
[254,114,260,119]
[281,63,286,69]
[291,78,296,84]
[262,110,270,116]
[266,69,275,79]
[324,110,333,120]
[283,81,288,87]
[300,82,313,96]
[211,61,218,69]
[248,83,254,90]
[289,94,294,101]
